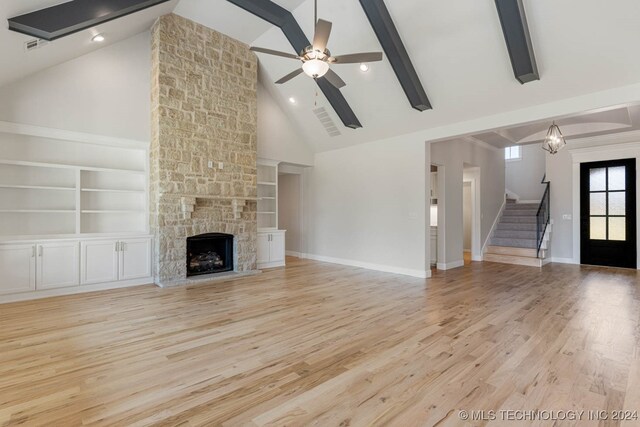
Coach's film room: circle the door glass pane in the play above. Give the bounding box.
[608,166,626,191]
[590,168,606,191]
[608,192,626,216]
[590,217,606,240]
[590,193,606,215]
[609,217,626,241]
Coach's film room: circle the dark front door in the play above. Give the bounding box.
[580,158,636,268]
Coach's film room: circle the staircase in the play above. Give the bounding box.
[484,199,549,267]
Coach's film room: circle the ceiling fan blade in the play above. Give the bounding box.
[332,52,383,64]
[275,68,304,84]
[312,19,332,52]
[250,46,300,60]
[323,69,346,89]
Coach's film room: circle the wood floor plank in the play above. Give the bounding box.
[0,258,639,426]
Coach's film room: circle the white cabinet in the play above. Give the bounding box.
[81,240,118,285]
[37,242,79,289]
[81,237,152,284]
[257,230,286,269]
[0,244,36,295]
[119,238,152,280]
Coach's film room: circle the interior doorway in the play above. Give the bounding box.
[580,158,637,268]
[278,172,303,257]
[463,166,482,262]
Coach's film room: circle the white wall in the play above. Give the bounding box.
[257,81,314,166]
[302,136,429,278]
[278,173,302,253]
[0,32,151,141]
[506,144,546,201]
[546,133,640,265]
[431,140,505,267]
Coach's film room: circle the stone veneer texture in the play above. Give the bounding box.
[150,14,258,284]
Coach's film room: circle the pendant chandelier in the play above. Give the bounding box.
[542,122,566,154]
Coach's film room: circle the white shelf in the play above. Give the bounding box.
[0,159,145,175]
[81,188,145,194]
[0,209,75,213]
[258,181,277,186]
[0,184,75,191]
[258,212,276,215]
[260,197,276,200]
[81,210,144,214]
[0,124,149,237]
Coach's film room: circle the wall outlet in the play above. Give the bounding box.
[218,162,224,170]
[207,160,213,169]
[562,214,572,220]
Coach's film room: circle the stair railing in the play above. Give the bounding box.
[536,175,550,258]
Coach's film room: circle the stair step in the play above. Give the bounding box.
[505,203,539,210]
[484,253,542,267]
[491,237,538,248]
[499,216,538,224]
[494,230,538,239]
[502,209,538,216]
[497,223,537,231]
[486,245,538,257]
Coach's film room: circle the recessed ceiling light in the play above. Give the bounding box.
[92,34,105,43]
[288,97,296,104]
[359,63,369,72]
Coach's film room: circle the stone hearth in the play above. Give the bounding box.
[150,14,258,285]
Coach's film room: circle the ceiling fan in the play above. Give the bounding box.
[249,0,383,89]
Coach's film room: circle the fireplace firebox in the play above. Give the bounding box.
[186,233,234,277]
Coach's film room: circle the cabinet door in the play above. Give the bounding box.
[270,232,286,263]
[119,238,151,281]
[81,240,118,285]
[0,244,36,295]
[37,242,79,290]
[257,233,270,264]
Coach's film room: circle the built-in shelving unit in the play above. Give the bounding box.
[257,160,279,230]
[0,123,148,238]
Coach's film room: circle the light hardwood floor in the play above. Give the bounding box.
[1,257,640,426]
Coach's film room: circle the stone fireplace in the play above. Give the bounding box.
[150,14,258,286]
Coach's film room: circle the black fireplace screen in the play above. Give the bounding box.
[186,233,233,277]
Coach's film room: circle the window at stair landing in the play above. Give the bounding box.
[588,166,627,241]
[505,146,521,161]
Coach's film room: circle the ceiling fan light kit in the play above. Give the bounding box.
[249,0,383,89]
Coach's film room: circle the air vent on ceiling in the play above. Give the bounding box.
[24,38,49,51]
[313,107,342,137]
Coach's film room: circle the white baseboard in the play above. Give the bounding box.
[550,257,578,265]
[299,253,430,278]
[285,250,303,258]
[471,255,483,262]
[437,260,465,270]
[0,277,153,304]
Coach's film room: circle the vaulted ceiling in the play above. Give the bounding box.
[3,0,640,153]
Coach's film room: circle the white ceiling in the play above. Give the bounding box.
[3,0,640,153]
[0,0,178,88]
[466,104,640,149]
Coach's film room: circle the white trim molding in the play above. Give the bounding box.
[299,253,431,279]
[437,260,465,270]
[482,196,507,254]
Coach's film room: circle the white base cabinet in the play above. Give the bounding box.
[37,241,80,290]
[0,236,152,302]
[81,238,152,285]
[0,244,36,294]
[257,230,286,269]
